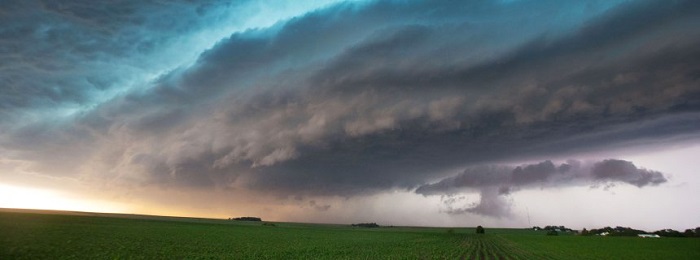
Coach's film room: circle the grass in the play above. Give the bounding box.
[1,210,699,259]
[501,233,700,259]
[0,211,465,259]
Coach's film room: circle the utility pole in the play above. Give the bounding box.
[526,207,531,227]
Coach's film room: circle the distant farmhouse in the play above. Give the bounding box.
[638,234,661,238]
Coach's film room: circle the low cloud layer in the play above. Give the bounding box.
[417,159,668,217]
[0,0,698,203]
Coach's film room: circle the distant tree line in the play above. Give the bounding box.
[533,226,574,233]
[655,228,700,238]
[578,226,700,238]
[532,225,700,238]
[229,217,262,221]
[351,223,379,228]
[583,226,646,236]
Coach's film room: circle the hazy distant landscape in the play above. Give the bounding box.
[2,209,699,259]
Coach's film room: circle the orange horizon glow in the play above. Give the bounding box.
[0,183,131,214]
[0,183,241,220]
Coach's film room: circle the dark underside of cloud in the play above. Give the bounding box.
[1,0,698,200]
[416,159,667,217]
[0,0,243,115]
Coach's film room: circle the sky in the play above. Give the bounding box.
[1,0,699,231]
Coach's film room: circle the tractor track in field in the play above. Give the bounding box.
[460,234,554,260]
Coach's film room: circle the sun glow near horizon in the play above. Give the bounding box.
[0,183,130,214]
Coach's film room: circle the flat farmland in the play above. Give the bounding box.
[1,210,698,259]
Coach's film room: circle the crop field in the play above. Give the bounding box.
[1,210,699,259]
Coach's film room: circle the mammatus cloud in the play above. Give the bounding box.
[0,0,698,201]
[416,159,668,217]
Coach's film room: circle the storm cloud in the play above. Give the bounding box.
[1,0,698,202]
[416,159,668,217]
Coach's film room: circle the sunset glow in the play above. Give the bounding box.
[0,184,128,214]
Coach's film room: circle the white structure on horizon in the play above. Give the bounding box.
[638,234,661,238]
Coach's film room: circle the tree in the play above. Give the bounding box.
[351,223,379,228]
[232,217,262,221]
[476,225,485,234]
[581,228,589,236]
[684,229,695,237]
[654,229,684,237]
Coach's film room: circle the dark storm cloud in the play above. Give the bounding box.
[0,0,245,121]
[1,0,698,199]
[416,159,667,217]
[194,0,699,197]
[417,159,667,195]
[0,0,236,177]
[591,159,667,187]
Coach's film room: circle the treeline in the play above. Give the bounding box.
[229,217,262,221]
[533,226,575,233]
[579,226,700,237]
[351,223,379,228]
[581,226,646,236]
[533,225,700,238]
[653,228,700,238]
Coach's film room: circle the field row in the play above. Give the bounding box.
[460,234,553,260]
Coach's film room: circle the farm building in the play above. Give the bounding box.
[638,234,660,238]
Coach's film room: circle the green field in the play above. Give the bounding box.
[1,210,698,259]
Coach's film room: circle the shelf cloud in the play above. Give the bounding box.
[1,0,698,221]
